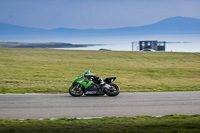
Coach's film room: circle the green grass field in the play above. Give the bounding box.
[0,48,200,93]
[0,115,200,133]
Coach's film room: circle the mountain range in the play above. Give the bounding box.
[0,16,200,36]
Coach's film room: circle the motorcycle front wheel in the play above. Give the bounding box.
[69,84,84,97]
[104,83,120,96]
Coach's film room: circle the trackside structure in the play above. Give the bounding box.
[132,40,166,51]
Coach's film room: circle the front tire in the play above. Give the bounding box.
[69,84,84,97]
[104,83,120,96]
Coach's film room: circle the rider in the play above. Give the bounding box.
[83,70,105,86]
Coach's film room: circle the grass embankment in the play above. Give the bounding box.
[0,115,200,133]
[0,48,200,93]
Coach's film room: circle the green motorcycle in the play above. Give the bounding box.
[68,75,120,97]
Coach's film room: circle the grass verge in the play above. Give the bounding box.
[0,114,200,133]
[0,48,200,93]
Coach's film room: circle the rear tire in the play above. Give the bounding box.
[104,83,120,96]
[69,84,84,97]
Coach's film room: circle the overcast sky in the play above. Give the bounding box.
[0,0,200,29]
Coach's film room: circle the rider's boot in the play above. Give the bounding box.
[99,78,105,85]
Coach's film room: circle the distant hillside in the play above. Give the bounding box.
[0,22,46,35]
[0,42,98,48]
[0,16,200,36]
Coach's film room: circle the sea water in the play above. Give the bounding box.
[0,34,200,52]
[56,34,200,52]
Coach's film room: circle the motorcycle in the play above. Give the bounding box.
[68,75,120,96]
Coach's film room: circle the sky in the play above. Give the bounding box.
[0,0,200,29]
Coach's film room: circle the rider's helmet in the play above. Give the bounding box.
[83,70,91,75]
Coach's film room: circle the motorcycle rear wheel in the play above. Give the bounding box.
[104,83,120,96]
[69,84,84,97]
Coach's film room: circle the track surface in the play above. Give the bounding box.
[0,92,200,119]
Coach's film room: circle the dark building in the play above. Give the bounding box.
[139,40,166,51]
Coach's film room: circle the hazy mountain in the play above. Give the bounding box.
[0,16,200,36]
[0,22,46,35]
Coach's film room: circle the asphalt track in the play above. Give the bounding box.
[0,91,200,119]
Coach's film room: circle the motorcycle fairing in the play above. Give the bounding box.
[72,77,93,88]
